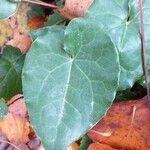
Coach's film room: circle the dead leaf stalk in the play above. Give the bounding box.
[139,0,150,104]
[21,0,58,9]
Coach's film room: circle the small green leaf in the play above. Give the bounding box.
[23,25,120,150]
[0,0,17,20]
[28,4,45,18]
[79,135,91,150]
[0,46,25,100]
[0,98,9,119]
[44,13,65,26]
[55,0,64,6]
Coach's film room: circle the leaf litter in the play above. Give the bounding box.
[1,94,149,150]
[0,94,42,150]
[88,96,150,150]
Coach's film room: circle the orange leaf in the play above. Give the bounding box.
[88,96,150,150]
[27,16,45,30]
[0,113,30,144]
[67,142,79,150]
[57,0,94,20]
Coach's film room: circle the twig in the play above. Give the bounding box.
[0,139,21,150]
[14,0,58,9]
[139,0,150,104]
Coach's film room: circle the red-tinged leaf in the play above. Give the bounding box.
[4,3,32,53]
[6,29,31,53]
[88,96,150,150]
[7,94,27,118]
[57,0,94,20]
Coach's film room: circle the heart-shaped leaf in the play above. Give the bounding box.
[22,24,120,149]
[0,0,17,20]
[85,0,150,90]
[0,46,25,100]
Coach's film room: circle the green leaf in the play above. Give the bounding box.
[0,0,17,20]
[28,4,45,18]
[0,46,25,100]
[22,24,120,150]
[79,135,91,150]
[55,0,64,6]
[85,0,150,90]
[0,98,9,119]
[44,13,65,27]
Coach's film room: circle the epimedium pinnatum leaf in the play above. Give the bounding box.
[64,18,120,123]
[0,46,25,100]
[85,0,150,90]
[22,24,120,150]
[0,0,18,20]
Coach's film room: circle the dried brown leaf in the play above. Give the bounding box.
[0,113,30,144]
[67,142,79,150]
[0,20,13,47]
[88,96,150,150]
[0,3,32,53]
[27,16,45,30]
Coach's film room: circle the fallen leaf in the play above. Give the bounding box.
[7,94,27,118]
[88,142,118,150]
[6,3,32,53]
[0,3,32,53]
[0,113,30,144]
[6,27,32,53]
[57,0,94,20]
[0,134,24,150]
[0,20,13,47]
[0,94,43,149]
[27,16,45,30]
[27,136,41,150]
[88,96,150,150]
[67,142,79,150]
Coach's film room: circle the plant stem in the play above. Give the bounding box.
[139,0,150,103]
[21,0,58,9]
